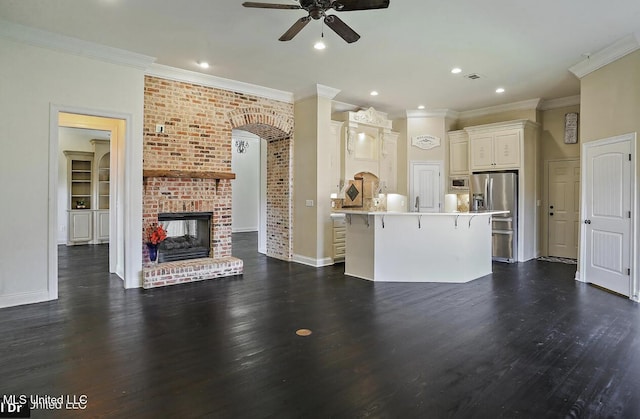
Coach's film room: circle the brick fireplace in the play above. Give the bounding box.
[142,75,294,288]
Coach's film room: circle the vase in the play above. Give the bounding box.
[147,243,158,263]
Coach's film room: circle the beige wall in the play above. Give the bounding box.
[580,50,640,143]
[316,95,334,262]
[393,118,408,195]
[0,37,145,307]
[293,96,319,262]
[540,105,581,162]
[538,104,581,256]
[406,117,448,164]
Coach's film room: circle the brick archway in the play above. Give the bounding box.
[229,107,294,261]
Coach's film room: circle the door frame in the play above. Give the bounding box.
[543,158,579,257]
[409,160,444,212]
[49,104,140,298]
[578,132,638,301]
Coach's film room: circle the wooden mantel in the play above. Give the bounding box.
[143,170,236,180]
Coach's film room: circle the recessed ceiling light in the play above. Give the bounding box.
[197,61,210,69]
[418,105,425,110]
[451,67,462,74]
[495,87,505,94]
[370,91,379,96]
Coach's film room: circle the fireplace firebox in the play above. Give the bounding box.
[157,212,212,262]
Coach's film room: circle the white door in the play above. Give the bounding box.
[548,160,580,259]
[411,162,441,212]
[582,137,633,296]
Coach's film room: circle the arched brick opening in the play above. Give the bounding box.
[228,107,294,261]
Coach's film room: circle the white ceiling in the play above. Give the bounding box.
[2,0,640,116]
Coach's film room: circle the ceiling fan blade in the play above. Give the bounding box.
[242,2,301,10]
[324,15,360,43]
[333,0,390,11]
[279,16,312,41]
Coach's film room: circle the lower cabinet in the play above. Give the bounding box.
[332,215,346,262]
[68,210,109,245]
[95,210,110,243]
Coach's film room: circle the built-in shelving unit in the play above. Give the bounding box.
[63,140,111,245]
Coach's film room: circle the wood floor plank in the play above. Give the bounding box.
[0,233,639,417]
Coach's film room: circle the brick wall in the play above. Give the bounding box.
[143,76,294,263]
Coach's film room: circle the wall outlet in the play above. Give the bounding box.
[155,124,165,134]
[305,200,314,207]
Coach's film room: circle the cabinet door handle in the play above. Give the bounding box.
[550,212,554,216]
[584,219,591,224]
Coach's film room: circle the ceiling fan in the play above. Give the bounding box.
[242,0,390,44]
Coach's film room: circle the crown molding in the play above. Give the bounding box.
[294,84,341,102]
[0,19,156,70]
[539,95,581,111]
[147,63,294,103]
[569,33,640,79]
[316,84,341,99]
[458,98,542,120]
[405,109,460,119]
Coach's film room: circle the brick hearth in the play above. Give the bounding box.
[142,257,242,289]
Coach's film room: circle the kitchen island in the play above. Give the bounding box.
[337,211,507,283]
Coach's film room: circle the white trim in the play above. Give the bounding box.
[146,63,294,104]
[304,84,341,100]
[50,105,142,292]
[232,228,259,233]
[0,19,155,70]
[406,109,460,119]
[579,132,637,300]
[569,33,640,79]
[0,291,52,309]
[458,98,542,120]
[463,119,540,135]
[293,254,334,267]
[575,270,582,282]
[539,95,581,111]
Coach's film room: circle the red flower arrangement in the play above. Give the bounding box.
[147,223,167,245]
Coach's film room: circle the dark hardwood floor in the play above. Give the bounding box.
[1,233,639,418]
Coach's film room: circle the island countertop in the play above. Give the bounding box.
[337,210,506,283]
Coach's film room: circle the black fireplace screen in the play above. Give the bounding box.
[157,212,212,262]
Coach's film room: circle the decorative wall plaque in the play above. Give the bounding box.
[564,112,579,144]
[411,134,441,150]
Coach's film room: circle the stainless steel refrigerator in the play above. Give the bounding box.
[470,171,517,263]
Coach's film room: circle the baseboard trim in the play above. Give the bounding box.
[575,270,584,282]
[232,228,258,233]
[0,290,53,309]
[292,254,333,268]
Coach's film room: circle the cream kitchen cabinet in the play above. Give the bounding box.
[468,129,520,171]
[332,214,346,262]
[448,130,469,175]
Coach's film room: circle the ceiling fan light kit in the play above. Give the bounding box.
[242,0,390,44]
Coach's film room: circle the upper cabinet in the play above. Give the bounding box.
[447,130,469,175]
[465,121,534,171]
[333,107,399,193]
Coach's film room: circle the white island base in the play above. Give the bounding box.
[341,211,507,283]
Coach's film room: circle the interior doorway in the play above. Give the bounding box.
[547,159,580,259]
[231,130,267,254]
[56,112,125,284]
